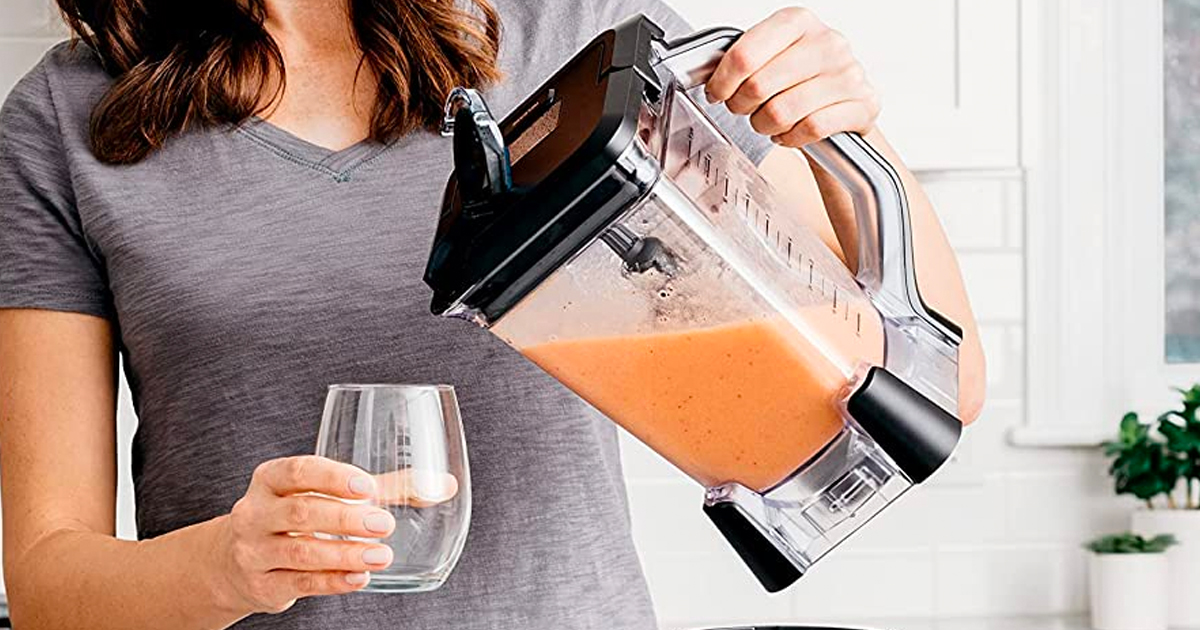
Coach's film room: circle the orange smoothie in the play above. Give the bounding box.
[522,315,877,491]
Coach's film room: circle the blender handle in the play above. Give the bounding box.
[654,28,962,343]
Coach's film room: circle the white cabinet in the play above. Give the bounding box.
[663,0,1021,171]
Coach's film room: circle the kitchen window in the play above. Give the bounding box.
[1164,0,1200,363]
[1015,0,1200,445]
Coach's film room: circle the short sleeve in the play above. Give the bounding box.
[0,55,113,320]
[592,0,777,165]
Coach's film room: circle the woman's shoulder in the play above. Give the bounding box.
[489,0,688,110]
[493,0,686,44]
[1,41,109,142]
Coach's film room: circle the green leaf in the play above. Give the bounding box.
[1120,413,1142,444]
[1107,404,1187,502]
[1148,534,1180,552]
[1085,532,1179,554]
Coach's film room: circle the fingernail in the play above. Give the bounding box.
[362,546,393,566]
[349,475,374,496]
[345,572,370,586]
[705,90,717,104]
[363,510,393,534]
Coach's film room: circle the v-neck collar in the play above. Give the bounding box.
[237,117,393,181]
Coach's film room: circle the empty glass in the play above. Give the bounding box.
[315,384,471,592]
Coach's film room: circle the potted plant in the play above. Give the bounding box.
[1103,385,1200,627]
[1085,533,1175,630]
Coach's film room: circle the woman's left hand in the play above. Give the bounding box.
[704,7,880,148]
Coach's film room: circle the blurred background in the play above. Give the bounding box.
[3,0,1198,628]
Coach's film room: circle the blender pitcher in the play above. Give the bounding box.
[423,15,964,592]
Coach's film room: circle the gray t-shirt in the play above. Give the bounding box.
[0,1,771,628]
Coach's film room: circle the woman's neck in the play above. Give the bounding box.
[263,0,355,51]
[258,0,378,152]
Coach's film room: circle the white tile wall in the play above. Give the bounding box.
[0,2,1133,627]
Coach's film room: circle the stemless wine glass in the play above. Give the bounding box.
[315,384,471,592]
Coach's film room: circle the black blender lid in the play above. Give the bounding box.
[423,15,667,321]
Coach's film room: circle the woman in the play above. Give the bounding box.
[0,0,984,628]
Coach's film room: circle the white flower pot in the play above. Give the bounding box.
[1089,552,1169,630]
[1132,508,1200,627]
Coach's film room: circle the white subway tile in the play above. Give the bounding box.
[922,176,1017,250]
[618,428,686,482]
[624,480,726,556]
[790,549,937,619]
[931,402,1015,485]
[930,431,985,487]
[979,324,1024,401]
[934,545,1086,616]
[964,401,1107,474]
[978,324,1009,380]
[640,552,793,627]
[958,252,1024,322]
[1006,187,1025,248]
[1001,470,1128,543]
[921,475,1010,544]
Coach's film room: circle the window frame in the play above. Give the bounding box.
[1014,0,1198,446]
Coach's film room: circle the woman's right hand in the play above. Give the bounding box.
[211,456,398,615]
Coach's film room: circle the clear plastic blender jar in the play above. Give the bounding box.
[424,15,963,592]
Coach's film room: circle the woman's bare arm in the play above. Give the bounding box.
[705,6,986,423]
[0,310,418,629]
[0,309,247,629]
[761,141,987,424]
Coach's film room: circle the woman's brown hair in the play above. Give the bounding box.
[55,0,503,164]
